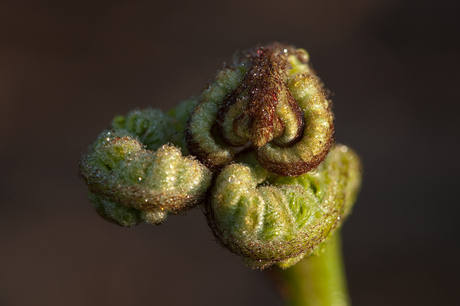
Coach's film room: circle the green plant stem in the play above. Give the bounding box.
[278,231,350,306]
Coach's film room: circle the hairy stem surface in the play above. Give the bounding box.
[278,231,349,306]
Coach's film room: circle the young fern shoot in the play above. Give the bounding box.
[79,42,362,305]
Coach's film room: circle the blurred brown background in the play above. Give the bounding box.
[1,0,459,305]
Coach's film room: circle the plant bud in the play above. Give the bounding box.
[206,145,361,269]
[79,108,211,226]
[186,43,334,176]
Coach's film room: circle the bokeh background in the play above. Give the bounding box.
[1,0,459,305]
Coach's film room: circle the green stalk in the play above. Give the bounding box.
[278,231,350,306]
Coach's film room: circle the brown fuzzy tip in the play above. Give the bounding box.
[186,42,335,176]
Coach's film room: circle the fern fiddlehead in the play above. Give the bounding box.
[79,102,211,226]
[79,42,362,305]
[186,43,334,176]
[207,145,360,269]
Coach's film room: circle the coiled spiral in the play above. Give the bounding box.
[206,145,361,269]
[186,43,334,176]
[79,43,361,270]
[79,104,211,226]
